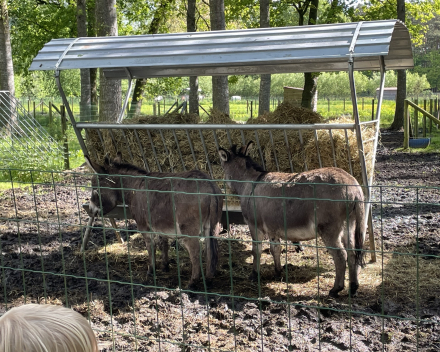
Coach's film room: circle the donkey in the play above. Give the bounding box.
[218,142,366,297]
[85,153,223,289]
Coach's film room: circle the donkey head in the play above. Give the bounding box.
[218,141,265,192]
[85,154,121,217]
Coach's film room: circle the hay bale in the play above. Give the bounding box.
[302,116,375,182]
[85,103,375,189]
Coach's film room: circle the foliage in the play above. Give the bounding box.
[353,0,440,46]
[9,0,77,76]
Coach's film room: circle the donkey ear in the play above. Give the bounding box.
[85,155,105,174]
[243,141,254,156]
[114,151,122,164]
[104,154,111,166]
[218,148,230,162]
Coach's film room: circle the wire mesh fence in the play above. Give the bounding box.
[0,167,439,351]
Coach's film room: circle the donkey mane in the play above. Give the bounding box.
[231,144,266,172]
[110,161,149,176]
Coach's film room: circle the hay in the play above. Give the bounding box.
[303,116,375,182]
[85,103,376,189]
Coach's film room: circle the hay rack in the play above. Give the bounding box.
[30,20,414,261]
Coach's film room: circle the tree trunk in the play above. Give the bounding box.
[391,0,406,130]
[188,0,199,114]
[0,0,15,129]
[87,0,98,119]
[129,0,176,115]
[129,79,147,117]
[301,0,319,110]
[258,0,271,116]
[210,0,229,114]
[96,0,121,122]
[77,0,91,121]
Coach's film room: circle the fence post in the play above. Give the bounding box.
[403,100,409,149]
[371,99,375,120]
[362,97,364,110]
[158,102,161,116]
[429,98,433,133]
[343,98,345,111]
[153,103,157,116]
[423,100,427,137]
[250,101,253,120]
[327,98,330,112]
[49,102,53,130]
[60,105,70,170]
[414,99,418,138]
[33,101,36,120]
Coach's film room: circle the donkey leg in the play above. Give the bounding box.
[142,233,157,277]
[269,237,282,277]
[158,235,170,272]
[181,236,201,289]
[250,227,264,282]
[322,233,347,298]
[345,220,361,297]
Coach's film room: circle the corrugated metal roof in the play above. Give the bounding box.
[29,20,413,79]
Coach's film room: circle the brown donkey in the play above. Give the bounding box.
[218,142,366,297]
[85,153,223,289]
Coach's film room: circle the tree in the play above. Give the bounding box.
[95,0,121,122]
[77,0,91,121]
[258,0,271,115]
[210,0,229,114]
[188,0,199,115]
[390,0,406,130]
[87,0,98,107]
[301,0,319,110]
[0,0,15,128]
[128,0,176,117]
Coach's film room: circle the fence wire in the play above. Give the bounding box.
[0,168,439,351]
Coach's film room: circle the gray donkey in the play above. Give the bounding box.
[85,153,223,289]
[218,142,366,297]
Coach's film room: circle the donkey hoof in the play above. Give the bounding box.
[249,271,259,282]
[187,281,198,291]
[349,283,359,297]
[329,288,342,298]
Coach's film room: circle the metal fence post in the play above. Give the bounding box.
[60,105,70,170]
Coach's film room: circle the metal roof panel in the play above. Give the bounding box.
[29,20,413,77]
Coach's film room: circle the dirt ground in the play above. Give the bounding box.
[0,129,439,351]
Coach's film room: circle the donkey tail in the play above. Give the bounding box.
[206,193,222,278]
[354,196,366,268]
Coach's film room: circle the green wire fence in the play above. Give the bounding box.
[0,169,439,351]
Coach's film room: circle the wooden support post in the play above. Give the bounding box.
[158,102,161,116]
[250,101,253,120]
[327,98,330,112]
[423,100,427,137]
[430,98,433,133]
[371,99,375,120]
[403,100,409,149]
[414,99,418,138]
[153,103,156,116]
[33,101,36,120]
[60,105,70,170]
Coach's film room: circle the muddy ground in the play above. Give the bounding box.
[0,129,439,351]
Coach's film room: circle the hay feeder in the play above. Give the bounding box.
[30,20,414,263]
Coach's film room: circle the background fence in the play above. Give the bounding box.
[0,168,439,351]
